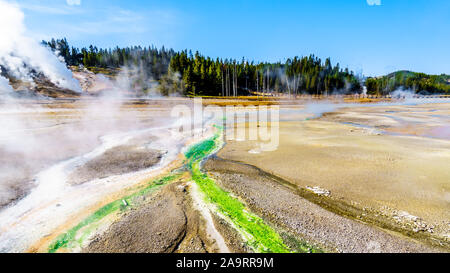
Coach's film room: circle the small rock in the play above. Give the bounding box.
[177,185,187,192]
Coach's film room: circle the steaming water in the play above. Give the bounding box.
[282,97,450,120]
[0,98,220,252]
[0,1,81,92]
[0,120,191,252]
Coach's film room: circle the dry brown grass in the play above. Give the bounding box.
[202,100,278,107]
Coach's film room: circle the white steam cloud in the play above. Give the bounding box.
[0,0,81,93]
[0,72,14,95]
[390,89,415,99]
[66,0,81,6]
[367,0,381,6]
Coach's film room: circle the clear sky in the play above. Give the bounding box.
[16,0,450,76]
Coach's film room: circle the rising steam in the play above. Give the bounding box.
[0,69,14,95]
[0,0,81,93]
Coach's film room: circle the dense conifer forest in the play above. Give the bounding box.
[44,38,449,96]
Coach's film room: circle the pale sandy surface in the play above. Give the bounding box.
[218,102,450,245]
[204,157,439,252]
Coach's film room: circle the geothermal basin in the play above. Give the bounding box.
[0,97,449,253]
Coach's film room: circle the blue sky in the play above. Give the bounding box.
[16,0,450,76]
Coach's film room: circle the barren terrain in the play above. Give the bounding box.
[0,97,448,253]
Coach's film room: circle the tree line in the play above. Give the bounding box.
[44,38,362,96]
[44,38,449,96]
[43,38,175,81]
[365,71,450,95]
[168,51,362,96]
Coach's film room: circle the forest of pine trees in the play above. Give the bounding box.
[42,38,450,96]
[168,51,362,96]
[43,38,175,81]
[45,38,446,96]
[44,38,363,97]
[44,38,362,96]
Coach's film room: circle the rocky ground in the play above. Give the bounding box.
[84,182,230,253]
[8,75,80,98]
[203,157,444,253]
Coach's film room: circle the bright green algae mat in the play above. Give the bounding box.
[49,126,319,253]
[185,127,293,253]
[48,174,179,253]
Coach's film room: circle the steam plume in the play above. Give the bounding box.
[0,0,81,93]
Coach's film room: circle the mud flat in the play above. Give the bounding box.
[0,99,178,210]
[82,180,248,253]
[0,98,196,252]
[320,102,450,139]
[204,157,438,253]
[217,102,450,251]
[49,127,251,253]
[82,127,311,254]
[68,144,163,185]
[85,182,212,253]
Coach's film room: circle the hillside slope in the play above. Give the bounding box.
[366,70,450,95]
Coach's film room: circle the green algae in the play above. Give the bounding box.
[48,125,319,254]
[185,127,292,253]
[48,174,179,253]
